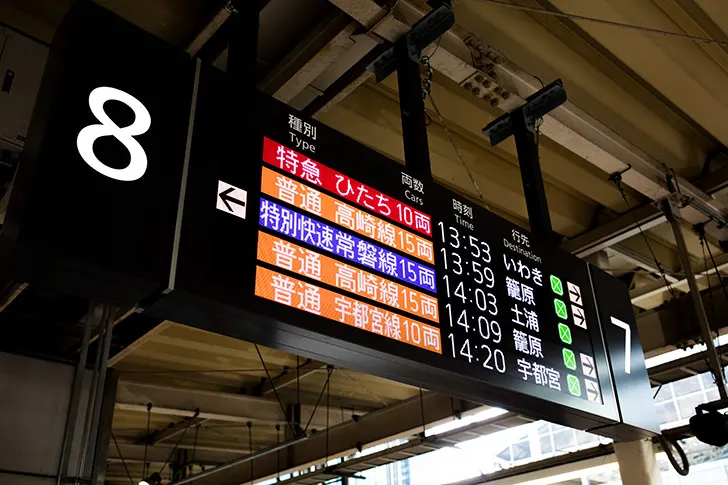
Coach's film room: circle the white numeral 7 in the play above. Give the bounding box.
[611,317,631,374]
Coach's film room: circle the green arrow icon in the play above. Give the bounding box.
[554,299,568,319]
[563,348,577,370]
[558,323,572,344]
[567,375,581,396]
[550,275,563,295]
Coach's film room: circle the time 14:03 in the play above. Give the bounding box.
[442,275,498,315]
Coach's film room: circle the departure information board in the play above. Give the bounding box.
[15,6,658,439]
[156,63,631,433]
[245,114,609,411]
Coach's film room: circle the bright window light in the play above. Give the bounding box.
[645,334,728,368]
[426,407,509,437]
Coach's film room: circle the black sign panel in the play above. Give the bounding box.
[144,64,630,435]
[1,3,194,303]
[7,5,658,440]
[590,267,661,437]
[432,188,617,418]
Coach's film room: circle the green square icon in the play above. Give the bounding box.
[558,323,572,345]
[567,375,581,396]
[550,275,563,295]
[563,348,577,370]
[554,299,568,319]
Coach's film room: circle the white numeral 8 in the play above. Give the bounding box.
[76,87,151,181]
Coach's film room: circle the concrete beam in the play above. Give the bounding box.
[648,343,728,386]
[116,381,367,429]
[258,10,358,103]
[561,203,666,258]
[631,251,728,305]
[258,359,326,396]
[636,282,728,356]
[448,446,617,485]
[330,0,727,229]
[272,411,530,484]
[321,0,723,306]
[185,5,234,57]
[109,441,243,466]
[174,392,479,485]
[136,417,209,446]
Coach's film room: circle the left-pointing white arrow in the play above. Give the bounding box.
[216,180,247,220]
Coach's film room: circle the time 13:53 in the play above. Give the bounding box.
[437,221,506,373]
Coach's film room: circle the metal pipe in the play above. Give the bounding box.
[83,304,115,478]
[663,198,728,399]
[75,305,106,482]
[57,306,95,485]
[171,435,309,485]
[395,38,432,180]
[185,2,235,56]
[511,108,553,240]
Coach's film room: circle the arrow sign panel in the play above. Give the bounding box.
[580,353,597,379]
[216,180,247,219]
[585,378,600,402]
[567,281,582,305]
[571,305,587,329]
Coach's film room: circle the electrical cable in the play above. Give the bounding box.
[157,411,198,477]
[111,431,135,485]
[700,237,719,384]
[339,368,389,406]
[247,422,254,484]
[429,35,443,59]
[420,56,487,204]
[659,434,689,476]
[533,76,545,153]
[119,368,286,375]
[191,420,199,472]
[704,236,728,307]
[325,368,331,466]
[143,402,152,479]
[475,0,728,47]
[304,366,334,432]
[418,389,426,435]
[699,237,719,336]
[276,424,281,480]
[255,344,298,437]
[697,229,728,370]
[611,175,678,299]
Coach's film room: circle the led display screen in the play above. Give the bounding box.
[159,66,623,427]
[254,131,441,356]
[252,124,606,407]
[432,189,604,403]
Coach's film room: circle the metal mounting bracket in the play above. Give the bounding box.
[367,3,455,82]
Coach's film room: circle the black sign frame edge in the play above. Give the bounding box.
[588,265,661,438]
[0,1,195,306]
[435,186,620,415]
[143,288,645,439]
[248,93,621,418]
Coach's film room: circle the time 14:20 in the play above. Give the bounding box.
[437,222,506,374]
